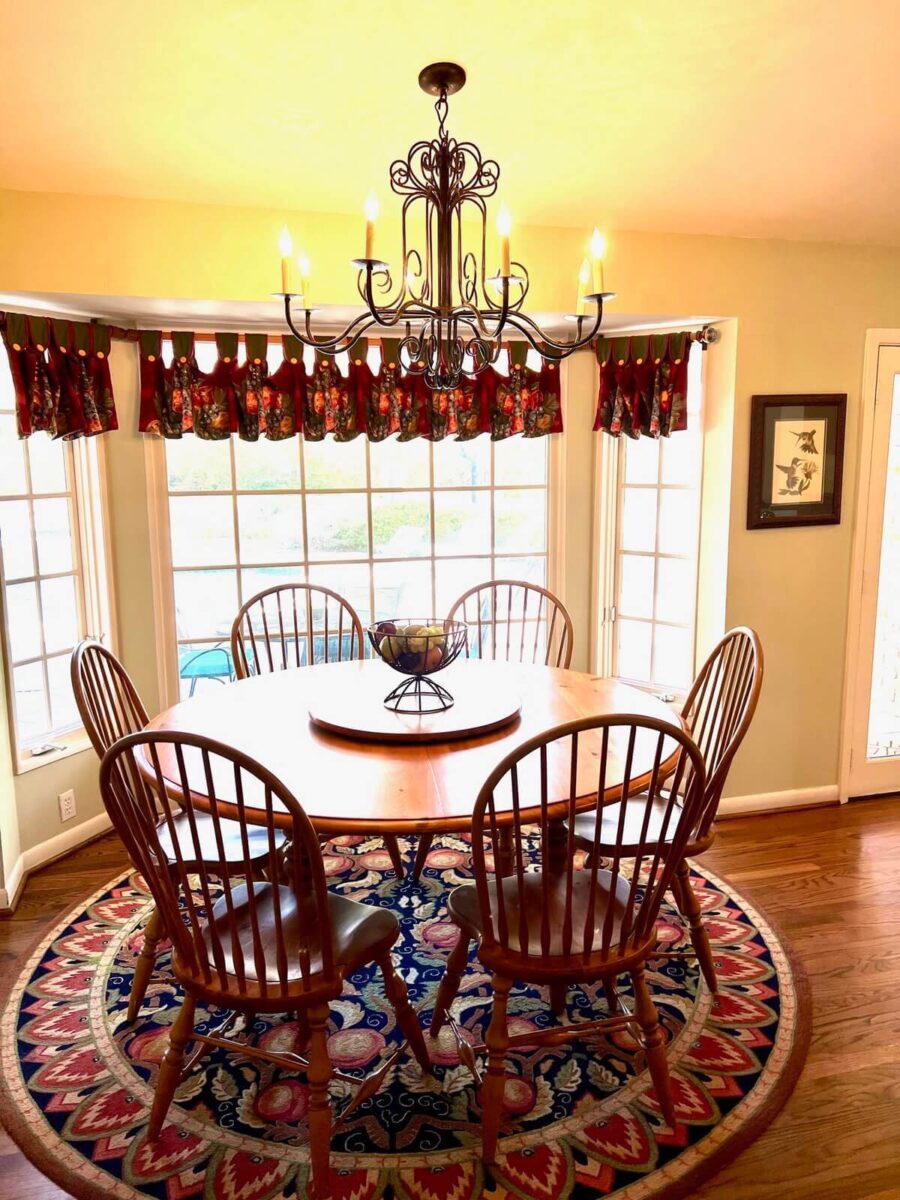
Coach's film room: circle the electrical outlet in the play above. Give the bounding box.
[58,789,76,822]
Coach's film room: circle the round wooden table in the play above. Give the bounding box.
[145,659,682,837]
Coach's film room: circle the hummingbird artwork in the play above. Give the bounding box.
[791,429,819,454]
[776,457,818,496]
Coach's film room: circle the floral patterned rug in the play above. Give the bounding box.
[0,835,809,1200]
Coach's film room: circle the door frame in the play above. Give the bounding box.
[840,329,900,800]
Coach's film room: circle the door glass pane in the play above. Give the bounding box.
[27,435,68,494]
[433,437,490,486]
[653,624,692,691]
[33,498,74,574]
[374,560,433,621]
[0,500,35,580]
[493,555,547,588]
[435,557,492,616]
[307,562,372,628]
[656,556,694,624]
[237,494,303,564]
[620,488,657,552]
[867,377,900,758]
[618,553,654,619]
[13,661,49,743]
[306,492,368,560]
[169,496,235,566]
[494,436,547,485]
[166,436,232,492]
[494,490,547,553]
[40,575,79,653]
[657,489,697,556]
[616,618,651,683]
[173,569,238,640]
[624,437,659,485]
[370,437,429,489]
[434,490,491,555]
[47,653,81,728]
[303,436,366,489]
[6,581,41,661]
[0,415,27,494]
[372,492,431,558]
[234,437,300,490]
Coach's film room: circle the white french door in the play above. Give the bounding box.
[844,340,900,797]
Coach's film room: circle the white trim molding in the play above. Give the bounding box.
[718,784,839,819]
[0,810,112,912]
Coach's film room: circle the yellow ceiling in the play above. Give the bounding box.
[1,0,899,244]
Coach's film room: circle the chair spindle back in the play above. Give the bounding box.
[100,731,335,1001]
[231,583,364,678]
[71,639,149,756]
[683,627,763,837]
[472,715,705,963]
[448,580,574,669]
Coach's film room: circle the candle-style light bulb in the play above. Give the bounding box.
[497,203,512,277]
[279,226,294,293]
[364,192,379,260]
[590,228,606,294]
[298,254,311,308]
[576,259,590,316]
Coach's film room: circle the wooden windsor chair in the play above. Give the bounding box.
[411,579,575,880]
[429,713,706,1165]
[231,582,406,879]
[569,627,763,992]
[71,640,284,1022]
[100,730,431,1200]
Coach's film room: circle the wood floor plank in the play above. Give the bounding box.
[1,798,898,1198]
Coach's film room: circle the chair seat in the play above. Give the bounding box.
[570,793,685,857]
[447,869,635,971]
[158,812,286,870]
[203,883,399,983]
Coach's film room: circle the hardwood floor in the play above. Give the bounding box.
[2,798,899,1198]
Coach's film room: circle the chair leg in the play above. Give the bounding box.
[630,964,676,1128]
[128,904,164,1023]
[429,931,471,1036]
[482,974,512,1166]
[148,992,197,1140]
[383,835,405,880]
[602,976,619,1015]
[549,983,567,1015]
[306,1003,333,1200]
[378,953,430,1072]
[674,858,718,994]
[412,833,434,881]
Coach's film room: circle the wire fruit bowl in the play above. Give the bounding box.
[368,618,468,712]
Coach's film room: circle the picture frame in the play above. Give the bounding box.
[747,394,847,530]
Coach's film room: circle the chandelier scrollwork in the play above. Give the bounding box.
[281,61,615,392]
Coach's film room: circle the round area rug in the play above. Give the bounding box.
[0,836,809,1200]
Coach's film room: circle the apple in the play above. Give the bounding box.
[423,645,443,671]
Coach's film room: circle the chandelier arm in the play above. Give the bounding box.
[283,298,380,354]
[501,302,603,360]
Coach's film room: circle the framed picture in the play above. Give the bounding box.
[747,394,847,529]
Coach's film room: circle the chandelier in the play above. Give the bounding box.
[278,62,615,392]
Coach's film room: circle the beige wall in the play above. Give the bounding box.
[2,186,900,876]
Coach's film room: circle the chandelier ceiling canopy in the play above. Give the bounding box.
[279,62,615,392]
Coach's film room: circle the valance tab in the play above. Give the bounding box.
[0,312,118,439]
[137,334,562,443]
[593,332,692,439]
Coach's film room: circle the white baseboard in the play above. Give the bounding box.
[718,784,839,819]
[0,812,113,912]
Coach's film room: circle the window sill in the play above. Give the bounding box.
[15,732,93,776]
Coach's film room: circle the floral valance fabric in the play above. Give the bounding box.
[594,332,693,439]
[138,334,562,442]
[0,312,118,439]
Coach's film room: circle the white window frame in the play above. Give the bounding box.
[0,414,117,772]
[144,338,566,708]
[591,339,705,697]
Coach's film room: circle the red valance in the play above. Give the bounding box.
[0,313,118,439]
[137,334,562,442]
[593,332,692,439]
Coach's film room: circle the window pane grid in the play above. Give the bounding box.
[613,350,703,692]
[163,422,549,694]
[0,432,90,747]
